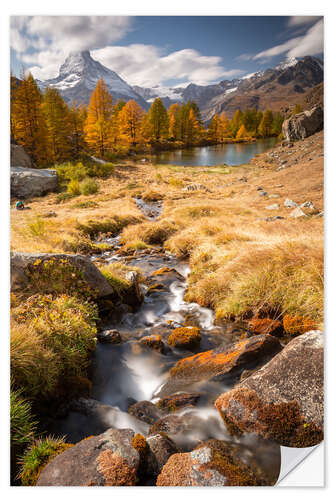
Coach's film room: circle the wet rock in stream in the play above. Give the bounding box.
[156,438,281,486]
[215,330,324,447]
[97,329,122,344]
[157,334,282,397]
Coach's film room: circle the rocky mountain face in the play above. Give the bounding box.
[133,80,241,110]
[200,56,323,122]
[37,51,148,110]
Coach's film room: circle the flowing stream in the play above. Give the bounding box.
[50,197,281,484]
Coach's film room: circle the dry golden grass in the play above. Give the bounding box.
[11,131,324,325]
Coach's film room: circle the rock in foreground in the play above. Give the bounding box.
[215,331,324,447]
[156,439,280,486]
[37,428,139,486]
[10,252,114,298]
[11,166,58,198]
[158,334,282,396]
[282,105,323,142]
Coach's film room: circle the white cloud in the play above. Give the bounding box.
[254,19,323,61]
[92,45,243,87]
[11,16,132,55]
[288,16,321,27]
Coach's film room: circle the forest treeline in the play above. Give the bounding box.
[11,73,286,167]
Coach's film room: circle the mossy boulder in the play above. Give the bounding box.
[168,327,201,349]
[11,252,114,299]
[139,335,164,353]
[215,331,324,447]
[158,334,282,396]
[156,439,280,486]
[37,428,139,486]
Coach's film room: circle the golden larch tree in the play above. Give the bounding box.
[84,78,113,157]
[42,87,72,163]
[118,100,144,146]
[11,72,50,166]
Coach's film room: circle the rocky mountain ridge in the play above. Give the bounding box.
[35,52,323,122]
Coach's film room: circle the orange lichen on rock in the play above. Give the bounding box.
[139,334,164,352]
[282,314,317,336]
[156,453,192,486]
[152,267,173,276]
[131,434,149,457]
[169,334,280,380]
[168,327,201,349]
[248,317,283,337]
[215,387,323,447]
[96,450,137,486]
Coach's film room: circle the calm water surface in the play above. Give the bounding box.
[153,137,279,167]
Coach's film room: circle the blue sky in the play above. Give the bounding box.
[10,16,323,87]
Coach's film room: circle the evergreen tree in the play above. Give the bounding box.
[219,112,230,139]
[272,112,284,136]
[207,114,220,143]
[258,109,274,137]
[68,103,87,158]
[146,98,168,141]
[230,109,243,137]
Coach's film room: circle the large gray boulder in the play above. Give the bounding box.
[282,105,323,141]
[10,252,114,298]
[215,331,324,447]
[37,428,139,486]
[10,144,34,168]
[11,166,58,199]
[156,439,280,486]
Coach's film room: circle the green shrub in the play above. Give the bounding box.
[19,436,72,486]
[10,390,36,451]
[86,162,114,178]
[55,162,87,183]
[73,201,99,209]
[80,178,99,195]
[67,179,81,196]
[24,257,98,299]
[11,294,98,399]
[26,217,46,237]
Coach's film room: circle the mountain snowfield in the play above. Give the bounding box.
[36,51,323,122]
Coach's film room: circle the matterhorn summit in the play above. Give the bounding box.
[37,50,148,108]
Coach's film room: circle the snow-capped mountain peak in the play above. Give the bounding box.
[275,56,298,71]
[37,50,148,109]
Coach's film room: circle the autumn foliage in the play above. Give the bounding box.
[11,74,284,166]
